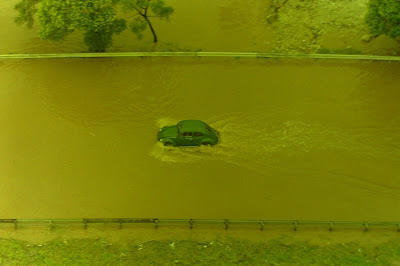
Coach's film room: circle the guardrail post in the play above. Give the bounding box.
[363,222,369,232]
[259,221,264,231]
[329,222,334,231]
[293,220,298,231]
[224,219,229,230]
[189,219,194,229]
[154,219,159,229]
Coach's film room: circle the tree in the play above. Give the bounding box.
[14,0,174,52]
[14,0,41,29]
[39,0,126,52]
[15,0,126,52]
[365,0,400,40]
[119,0,174,42]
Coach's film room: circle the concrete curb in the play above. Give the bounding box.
[0,52,399,61]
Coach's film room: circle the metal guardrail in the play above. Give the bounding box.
[0,52,399,61]
[1,218,400,232]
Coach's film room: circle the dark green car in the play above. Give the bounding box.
[157,120,219,147]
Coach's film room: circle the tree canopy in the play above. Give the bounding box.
[39,0,126,51]
[14,0,174,52]
[120,0,173,42]
[14,0,40,28]
[365,0,400,40]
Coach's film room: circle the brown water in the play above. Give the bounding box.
[1,57,399,221]
[1,0,400,221]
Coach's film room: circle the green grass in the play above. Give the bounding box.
[1,237,400,265]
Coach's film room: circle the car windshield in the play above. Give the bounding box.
[193,132,203,137]
[182,132,192,137]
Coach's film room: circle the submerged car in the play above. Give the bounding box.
[157,120,219,147]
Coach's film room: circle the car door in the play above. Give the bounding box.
[180,131,194,146]
[192,132,204,146]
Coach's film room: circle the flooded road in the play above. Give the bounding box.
[1,0,400,221]
[1,57,399,220]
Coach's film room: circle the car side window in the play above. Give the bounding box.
[182,132,192,137]
[193,132,204,137]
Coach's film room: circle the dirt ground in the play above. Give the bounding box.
[264,0,400,55]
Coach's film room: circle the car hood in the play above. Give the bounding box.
[158,125,178,139]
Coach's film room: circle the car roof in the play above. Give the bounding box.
[178,120,208,133]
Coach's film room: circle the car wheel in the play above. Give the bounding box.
[164,142,173,146]
[201,142,211,146]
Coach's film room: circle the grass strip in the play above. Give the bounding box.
[1,237,400,265]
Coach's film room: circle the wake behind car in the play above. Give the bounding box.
[157,120,219,147]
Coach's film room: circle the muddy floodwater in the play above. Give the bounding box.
[1,57,399,220]
[1,0,400,221]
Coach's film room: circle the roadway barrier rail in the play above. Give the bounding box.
[1,218,400,232]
